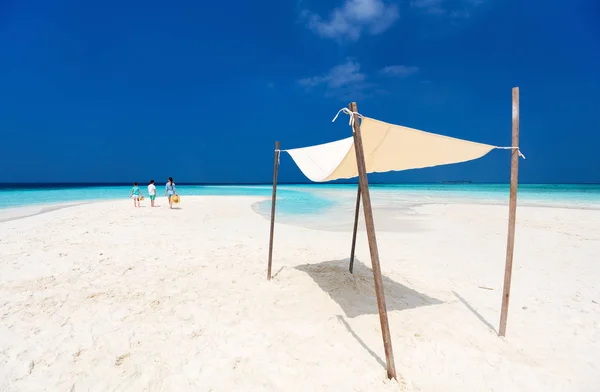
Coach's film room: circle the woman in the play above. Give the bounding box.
[165,177,177,209]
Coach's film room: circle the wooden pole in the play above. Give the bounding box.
[349,184,361,273]
[350,102,397,379]
[267,141,280,281]
[499,87,520,336]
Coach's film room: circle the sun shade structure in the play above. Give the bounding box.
[266,89,524,381]
[283,112,523,183]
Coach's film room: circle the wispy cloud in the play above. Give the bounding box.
[299,59,366,90]
[299,59,420,100]
[299,59,374,100]
[301,0,399,41]
[410,0,445,15]
[410,0,484,18]
[380,65,419,77]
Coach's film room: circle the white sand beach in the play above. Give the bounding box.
[1,195,599,391]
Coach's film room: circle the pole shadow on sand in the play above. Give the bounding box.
[452,291,497,333]
[295,259,443,368]
[335,314,387,368]
[295,259,443,319]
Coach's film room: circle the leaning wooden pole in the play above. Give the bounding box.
[349,184,361,273]
[499,87,520,336]
[267,141,281,280]
[349,102,397,379]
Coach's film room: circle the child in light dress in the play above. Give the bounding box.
[129,182,144,207]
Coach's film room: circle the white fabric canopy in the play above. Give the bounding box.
[282,113,520,183]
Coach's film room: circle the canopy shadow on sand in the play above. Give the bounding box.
[295,259,442,318]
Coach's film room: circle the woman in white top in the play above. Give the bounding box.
[165,177,177,209]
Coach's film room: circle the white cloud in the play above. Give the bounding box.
[299,60,366,90]
[302,0,399,41]
[380,65,419,77]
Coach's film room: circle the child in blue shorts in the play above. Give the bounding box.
[147,179,157,207]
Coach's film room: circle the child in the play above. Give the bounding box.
[130,182,144,207]
[147,179,156,207]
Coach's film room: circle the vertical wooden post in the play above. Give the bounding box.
[499,87,520,336]
[267,141,280,281]
[350,102,397,379]
[349,184,361,273]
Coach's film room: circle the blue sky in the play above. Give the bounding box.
[1,0,599,184]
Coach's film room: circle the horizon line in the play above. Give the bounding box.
[1,181,599,188]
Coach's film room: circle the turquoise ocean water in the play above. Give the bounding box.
[0,184,599,216]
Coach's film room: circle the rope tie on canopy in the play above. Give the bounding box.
[331,107,526,159]
[332,107,364,128]
[495,146,526,159]
[274,149,281,164]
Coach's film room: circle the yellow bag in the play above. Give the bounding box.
[172,194,180,203]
